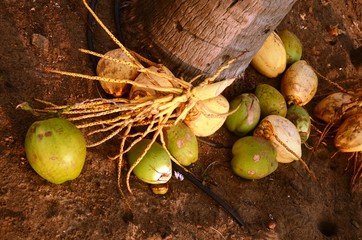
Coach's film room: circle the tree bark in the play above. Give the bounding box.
[120,0,297,80]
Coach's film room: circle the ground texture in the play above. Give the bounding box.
[0,0,361,239]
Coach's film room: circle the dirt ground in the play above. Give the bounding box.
[0,0,361,239]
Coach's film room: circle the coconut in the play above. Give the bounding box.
[24,118,87,184]
[129,65,175,99]
[225,93,261,136]
[286,105,311,143]
[254,115,302,163]
[127,139,172,184]
[231,136,278,180]
[251,31,287,78]
[255,84,287,118]
[313,92,356,123]
[281,60,318,106]
[164,121,198,166]
[96,48,139,97]
[184,95,229,137]
[150,183,169,195]
[334,113,362,152]
[278,30,303,65]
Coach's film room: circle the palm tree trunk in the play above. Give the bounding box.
[120,0,297,80]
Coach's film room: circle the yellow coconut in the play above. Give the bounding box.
[96,48,139,97]
[281,60,318,106]
[251,31,287,78]
[334,113,362,152]
[129,65,176,99]
[254,115,302,163]
[313,92,356,123]
[184,95,229,137]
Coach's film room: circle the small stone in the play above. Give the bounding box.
[31,33,49,55]
[268,221,277,230]
[351,220,360,229]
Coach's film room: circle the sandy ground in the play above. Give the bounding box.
[0,0,361,239]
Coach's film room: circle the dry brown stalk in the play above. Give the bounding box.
[312,73,361,192]
[26,0,242,194]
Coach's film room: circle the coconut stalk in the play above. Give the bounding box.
[21,0,305,196]
[23,0,248,194]
[311,72,361,193]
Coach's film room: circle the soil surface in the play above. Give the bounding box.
[1,0,361,239]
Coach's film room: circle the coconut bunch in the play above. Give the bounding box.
[248,28,361,189]
[226,84,316,180]
[230,27,362,188]
[226,29,320,180]
[24,0,240,194]
[314,85,361,193]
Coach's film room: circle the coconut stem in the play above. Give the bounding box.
[82,0,141,68]
[45,68,184,95]
[273,134,317,181]
[351,152,362,193]
[26,0,241,196]
[16,102,40,116]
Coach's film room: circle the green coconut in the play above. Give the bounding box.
[225,93,261,137]
[127,139,172,184]
[231,136,278,180]
[255,84,287,118]
[164,121,198,166]
[25,118,87,184]
[278,30,303,65]
[286,105,311,143]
